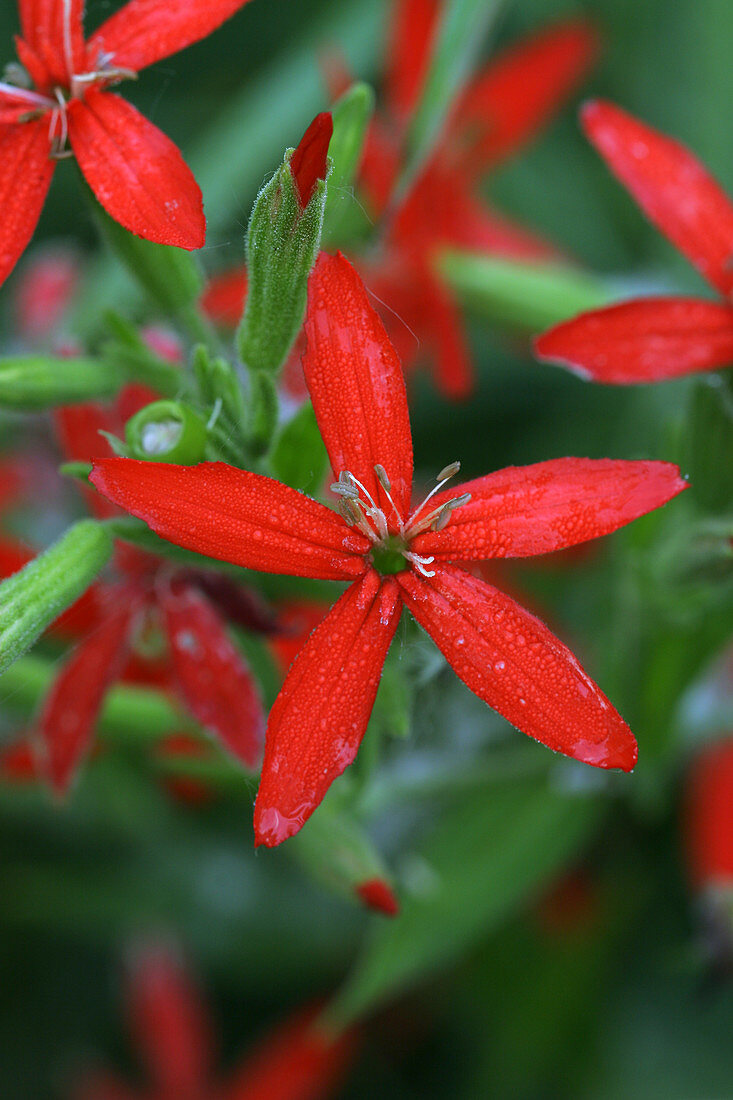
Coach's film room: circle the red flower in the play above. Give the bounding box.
[76,942,357,1100]
[355,3,598,398]
[34,387,265,795]
[90,252,687,846]
[536,100,733,383]
[686,737,733,891]
[0,0,254,286]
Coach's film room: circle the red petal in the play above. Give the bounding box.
[290,113,333,209]
[356,879,400,917]
[399,564,637,770]
[160,580,264,769]
[536,296,733,383]
[68,90,205,250]
[36,601,133,794]
[582,100,733,299]
[413,457,687,562]
[686,738,733,888]
[90,459,370,581]
[457,20,598,171]
[254,572,401,847]
[18,0,85,86]
[304,252,414,522]
[0,119,54,288]
[89,0,253,73]
[222,1005,359,1100]
[200,266,248,328]
[384,0,441,123]
[421,274,474,399]
[126,942,212,1096]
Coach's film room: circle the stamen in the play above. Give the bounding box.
[367,508,389,540]
[405,459,461,535]
[437,461,461,482]
[0,82,53,108]
[338,498,359,526]
[330,481,359,500]
[374,464,391,491]
[373,463,405,533]
[404,551,435,578]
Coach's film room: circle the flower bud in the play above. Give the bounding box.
[0,520,113,675]
[289,799,399,916]
[0,355,120,409]
[237,114,332,375]
[125,401,208,464]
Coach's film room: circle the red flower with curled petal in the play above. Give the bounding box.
[355,2,599,398]
[536,100,733,383]
[0,0,254,287]
[91,252,687,847]
[75,941,358,1100]
[33,386,265,795]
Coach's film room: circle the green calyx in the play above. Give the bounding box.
[371,536,408,576]
[125,400,207,464]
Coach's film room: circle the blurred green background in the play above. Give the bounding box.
[1,1,733,1097]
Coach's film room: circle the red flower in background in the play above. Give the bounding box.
[536,100,733,383]
[357,1,599,398]
[33,387,265,795]
[91,253,687,847]
[0,0,254,287]
[687,737,733,892]
[75,942,358,1100]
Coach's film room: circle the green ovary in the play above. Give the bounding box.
[371,536,408,576]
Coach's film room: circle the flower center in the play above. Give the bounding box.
[1,50,136,158]
[330,461,471,578]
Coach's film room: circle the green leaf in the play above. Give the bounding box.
[271,402,329,496]
[322,82,375,248]
[0,521,113,675]
[399,0,504,196]
[439,253,611,332]
[327,777,601,1025]
[0,356,120,410]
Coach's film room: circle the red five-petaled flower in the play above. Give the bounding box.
[0,0,254,287]
[535,100,733,383]
[91,252,688,848]
[76,942,358,1100]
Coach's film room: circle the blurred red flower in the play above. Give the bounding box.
[536,100,733,383]
[75,942,358,1100]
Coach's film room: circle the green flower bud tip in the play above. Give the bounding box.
[125,400,207,464]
